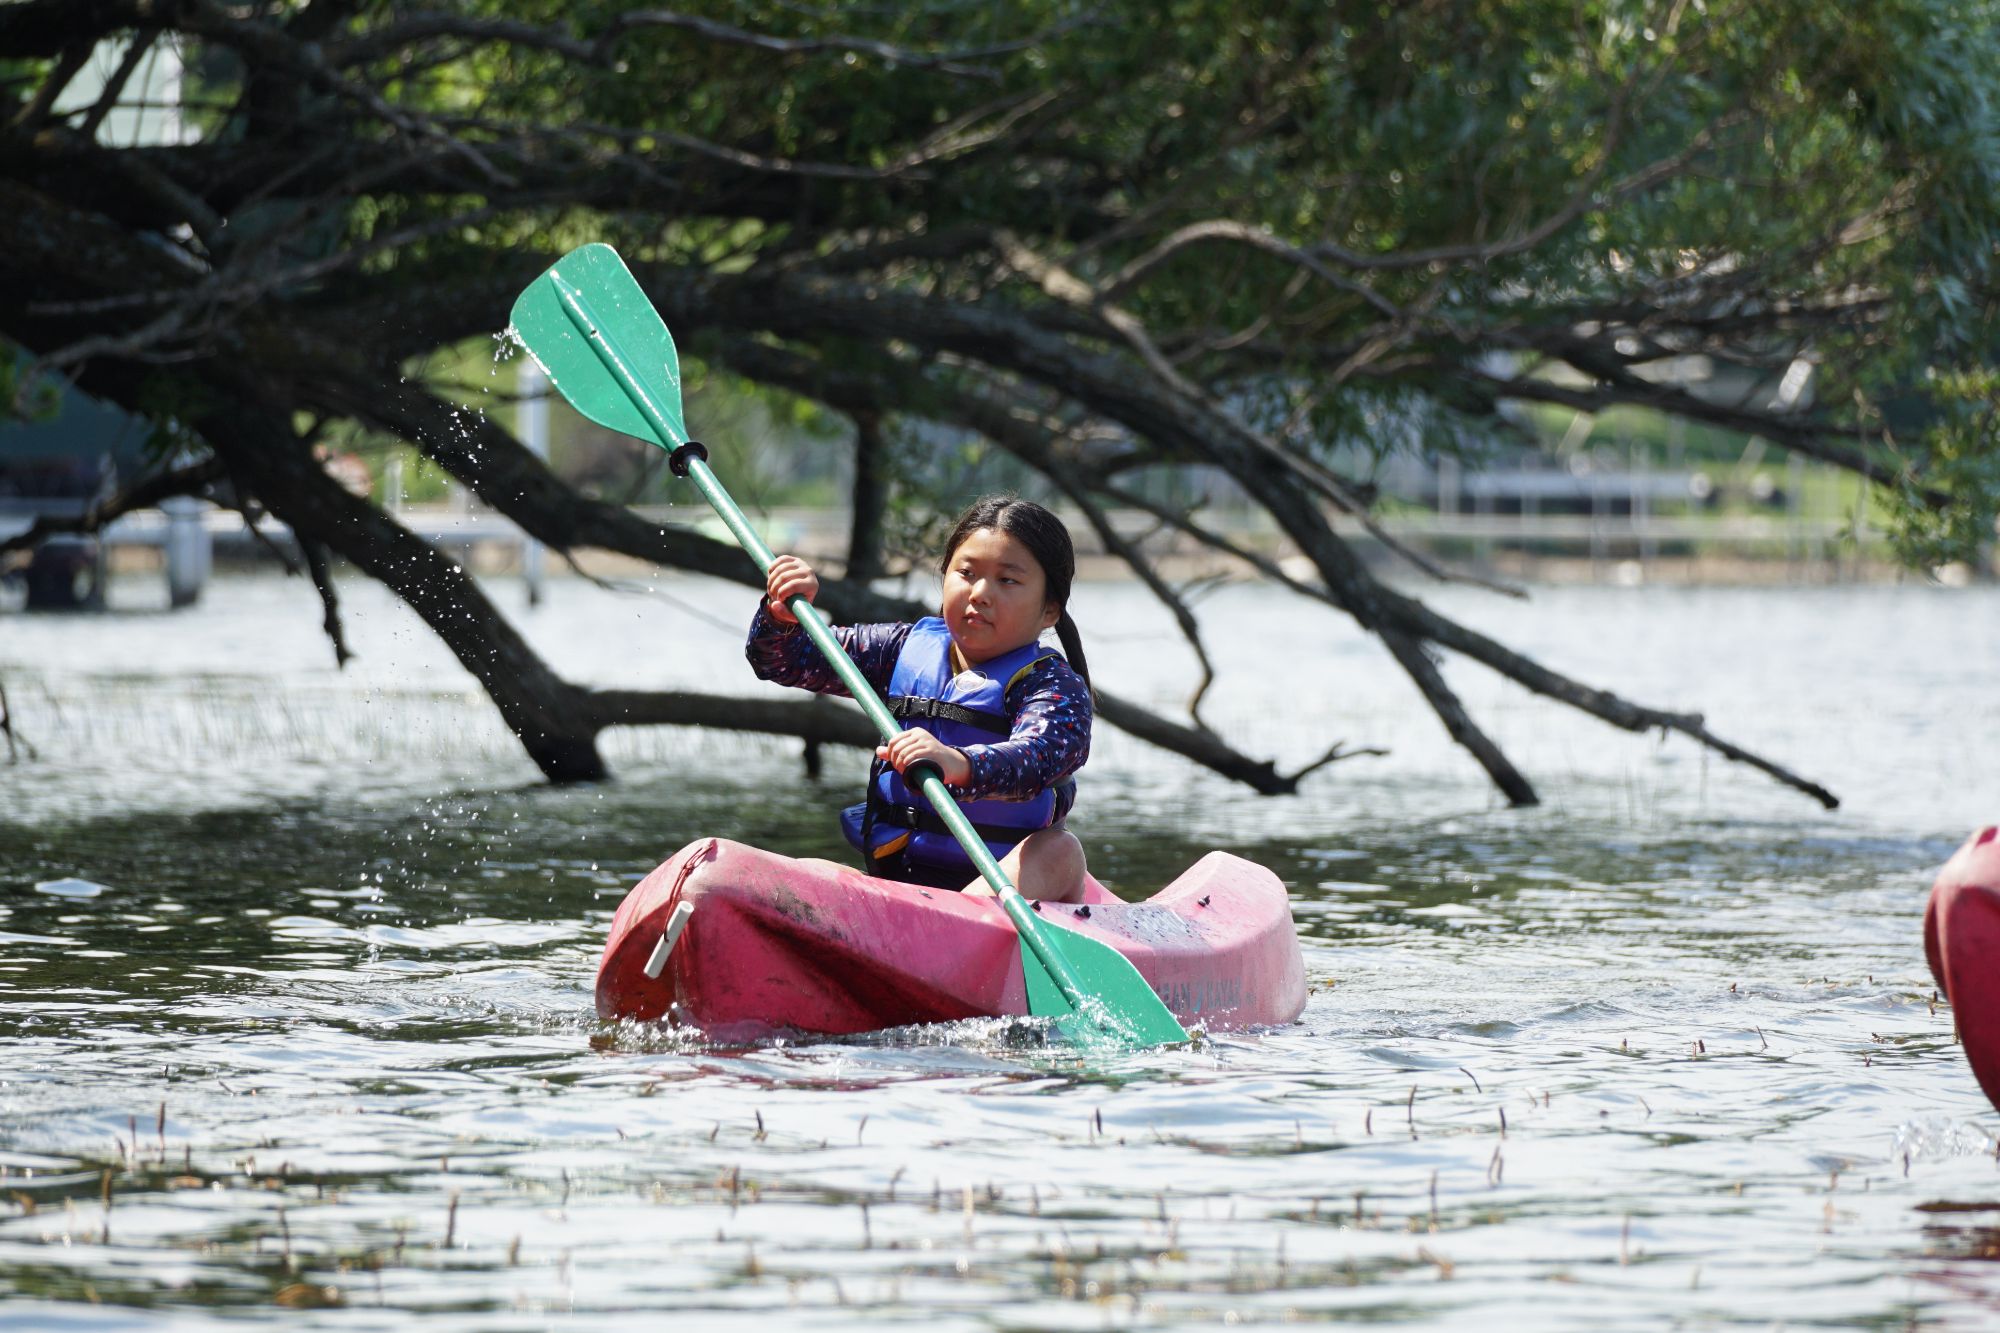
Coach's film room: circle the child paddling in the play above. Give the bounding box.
[747,496,1093,903]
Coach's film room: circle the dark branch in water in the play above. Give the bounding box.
[586,690,876,749]
[1087,475,1841,808]
[0,674,36,763]
[297,538,353,669]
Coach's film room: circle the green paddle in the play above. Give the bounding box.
[510,243,1186,1050]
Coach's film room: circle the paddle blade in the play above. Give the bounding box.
[508,243,686,448]
[1020,941,1074,1020]
[1021,922,1187,1049]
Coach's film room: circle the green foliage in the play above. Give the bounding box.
[21,0,1993,565]
[333,2,1999,388]
[1889,365,2000,568]
[0,346,60,426]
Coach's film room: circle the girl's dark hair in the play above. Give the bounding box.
[938,495,1090,690]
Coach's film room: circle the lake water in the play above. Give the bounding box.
[2,570,1998,1329]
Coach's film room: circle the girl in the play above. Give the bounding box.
[746,496,1093,903]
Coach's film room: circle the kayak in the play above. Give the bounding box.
[595,838,1308,1040]
[1924,824,2000,1111]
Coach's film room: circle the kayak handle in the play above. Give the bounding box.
[642,900,695,979]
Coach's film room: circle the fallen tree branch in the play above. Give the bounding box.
[1288,738,1391,783]
[297,536,353,669]
[186,379,607,783]
[1054,461,1223,727]
[323,7,1061,81]
[0,455,225,557]
[1094,472,1842,808]
[586,689,876,747]
[1377,625,1537,805]
[0,674,36,763]
[1372,584,1840,808]
[702,264,1851,807]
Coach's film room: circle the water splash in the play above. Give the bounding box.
[492,326,525,362]
[1892,1115,1996,1163]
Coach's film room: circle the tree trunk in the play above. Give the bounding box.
[845,408,888,582]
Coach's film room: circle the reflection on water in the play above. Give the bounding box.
[1,573,1998,1327]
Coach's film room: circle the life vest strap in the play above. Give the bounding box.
[886,695,1010,735]
[868,801,1036,844]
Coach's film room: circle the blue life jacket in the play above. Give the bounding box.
[840,617,1073,878]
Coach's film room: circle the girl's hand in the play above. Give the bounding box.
[877,728,972,788]
[764,555,819,625]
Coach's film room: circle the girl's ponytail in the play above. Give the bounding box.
[1053,608,1091,696]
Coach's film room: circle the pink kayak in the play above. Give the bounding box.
[1925,824,2000,1111]
[596,838,1307,1040]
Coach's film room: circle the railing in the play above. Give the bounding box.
[1,495,1903,611]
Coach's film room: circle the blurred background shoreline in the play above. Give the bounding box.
[5,488,1969,620]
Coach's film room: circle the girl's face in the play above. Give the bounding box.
[940,527,1060,665]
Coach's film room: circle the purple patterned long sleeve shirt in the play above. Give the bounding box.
[745,604,1090,814]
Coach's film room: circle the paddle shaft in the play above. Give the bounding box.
[546,274,1097,1014]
